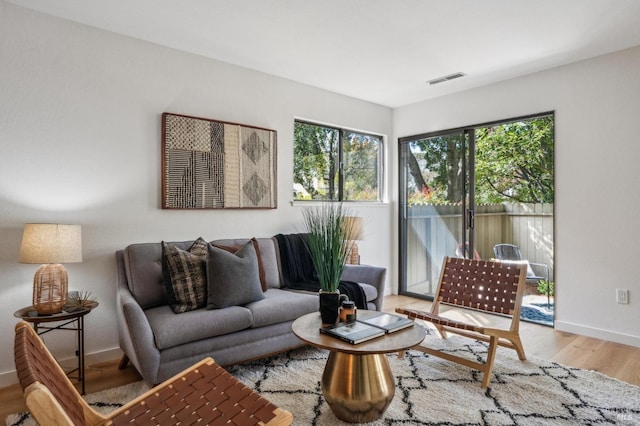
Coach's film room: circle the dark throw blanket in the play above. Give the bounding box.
[274,233,367,309]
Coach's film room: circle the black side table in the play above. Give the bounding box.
[14,303,97,394]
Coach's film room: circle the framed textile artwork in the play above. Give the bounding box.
[162,113,277,209]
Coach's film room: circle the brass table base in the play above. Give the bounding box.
[321,351,395,423]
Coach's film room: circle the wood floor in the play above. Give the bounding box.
[2,294,639,421]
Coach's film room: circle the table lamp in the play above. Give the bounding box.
[19,224,83,315]
[343,216,364,265]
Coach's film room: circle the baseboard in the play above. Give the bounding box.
[0,346,123,388]
[554,321,640,348]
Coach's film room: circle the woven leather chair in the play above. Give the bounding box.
[396,257,527,388]
[14,321,292,425]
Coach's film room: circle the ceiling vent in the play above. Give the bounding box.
[427,72,467,85]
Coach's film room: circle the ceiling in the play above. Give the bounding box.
[7,0,640,107]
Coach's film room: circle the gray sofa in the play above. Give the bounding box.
[116,237,386,385]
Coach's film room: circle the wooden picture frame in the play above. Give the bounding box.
[162,112,277,209]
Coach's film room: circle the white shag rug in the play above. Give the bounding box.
[6,329,640,425]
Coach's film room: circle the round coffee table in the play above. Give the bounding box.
[292,311,425,423]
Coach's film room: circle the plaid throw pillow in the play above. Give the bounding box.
[162,238,208,313]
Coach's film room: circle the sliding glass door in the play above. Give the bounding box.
[399,130,471,297]
[399,114,555,325]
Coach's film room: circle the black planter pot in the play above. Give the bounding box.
[319,291,342,325]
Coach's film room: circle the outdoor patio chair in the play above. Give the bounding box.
[13,321,293,426]
[493,243,550,305]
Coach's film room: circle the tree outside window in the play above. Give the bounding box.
[294,120,382,201]
[406,116,554,205]
[475,116,554,204]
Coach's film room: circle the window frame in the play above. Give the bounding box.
[293,119,385,203]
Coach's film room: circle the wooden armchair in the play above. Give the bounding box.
[396,256,527,388]
[14,321,292,425]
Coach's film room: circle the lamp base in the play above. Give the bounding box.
[33,264,68,315]
[346,241,360,265]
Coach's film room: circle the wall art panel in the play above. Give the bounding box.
[162,112,277,209]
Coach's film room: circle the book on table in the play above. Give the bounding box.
[320,321,385,344]
[356,311,414,333]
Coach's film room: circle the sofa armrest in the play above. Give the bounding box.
[116,250,161,385]
[341,265,386,311]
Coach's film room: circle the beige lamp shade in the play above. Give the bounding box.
[20,224,83,264]
[343,216,364,241]
[343,217,364,265]
[20,224,82,314]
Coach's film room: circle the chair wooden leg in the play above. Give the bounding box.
[435,324,448,338]
[510,335,527,361]
[118,354,129,370]
[482,336,499,388]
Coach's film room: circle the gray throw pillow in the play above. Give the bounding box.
[162,238,208,313]
[212,238,268,292]
[207,241,265,309]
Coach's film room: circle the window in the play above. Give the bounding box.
[293,120,383,201]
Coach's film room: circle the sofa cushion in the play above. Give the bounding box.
[359,283,378,307]
[206,241,265,309]
[244,288,320,328]
[145,305,253,350]
[212,238,267,291]
[124,241,193,309]
[212,238,281,289]
[162,238,208,313]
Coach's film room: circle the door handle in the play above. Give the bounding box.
[467,209,475,230]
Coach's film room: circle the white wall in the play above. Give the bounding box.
[393,45,640,348]
[0,3,393,385]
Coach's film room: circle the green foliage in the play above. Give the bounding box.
[342,131,380,201]
[406,133,465,205]
[294,122,381,201]
[475,116,554,203]
[537,280,554,297]
[294,122,338,200]
[302,204,357,292]
[405,116,554,205]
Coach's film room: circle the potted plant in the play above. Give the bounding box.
[302,204,361,324]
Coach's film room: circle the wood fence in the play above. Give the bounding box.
[405,203,554,295]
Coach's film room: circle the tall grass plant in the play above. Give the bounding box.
[302,204,361,292]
